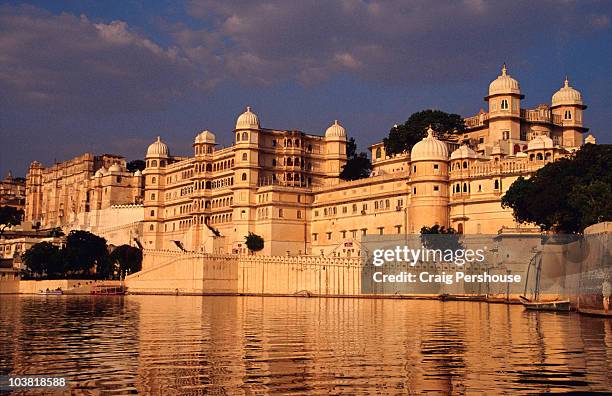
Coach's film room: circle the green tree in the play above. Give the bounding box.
[420,225,463,253]
[126,160,146,172]
[383,109,465,156]
[110,245,143,277]
[340,137,372,181]
[245,232,264,254]
[62,230,111,278]
[502,144,612,233]
[22,242,63,279]
[0,206,23,237]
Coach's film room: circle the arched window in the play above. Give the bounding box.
[242,132,248,141]
[564,110,572,120]
[160,160,166,167]
[272,159,277,166]
[236,133,240,142]
[545,152,552,161]
[294,139,300,147]
[463,183,468,193]
[151,193,156,200]
[151,160,157,167]
[457,223,464,234]
[494,180,499,190]
[242,153,247,161]
[375,148,382,159]
[287,157,293,166]
[150,210,155,216]
[530,154,535,161]
[463,161,468,169]
[537,153,543,160]
[149,224,154,231]
[241,173,247,181]
[501,99,509,110]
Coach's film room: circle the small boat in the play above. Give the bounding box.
[38,289,63,295]
[519,296,571,311]
[520,252,572,312]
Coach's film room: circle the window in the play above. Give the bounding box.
[378,227,384,235]
[564,110,572,120]
[396,225,402,234]
[272,159,277,166]
[463,161,468,169]
[272,139,276,147]
[375,148,382,159]
[297,210,302,219]
[433,185,439,192]
[150,210,155,216]
[479,136,485,144]
[341,231,346,238]
[151,193,156,200]
[241,173,247,181]
[242,153,247,161]
[313,233,318,241]
[502,131,509,140]
[501,99,509,110]
[242,132,248,141]
[463,183,468,193]
[327,232,332,240]
[494,180,500,190]
[149,224,154,231]
[413,187,417,195]
[279,209,283,218]
[236,133,240,142]
[413,165,416,173]
[433,164,439,170]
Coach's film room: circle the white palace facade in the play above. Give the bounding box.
[25,66,597,256]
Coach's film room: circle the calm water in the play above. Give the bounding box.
[1,295,611,395]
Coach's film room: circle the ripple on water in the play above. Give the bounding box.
[1,296,611,394]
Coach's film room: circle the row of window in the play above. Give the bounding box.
[314,199,404,217]
[312,226,402,242]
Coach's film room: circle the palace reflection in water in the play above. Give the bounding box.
[1,296,611,394]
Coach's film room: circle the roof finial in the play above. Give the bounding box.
[246,106,251,112]
[564,76,569,87]
[334,119,339,125]
[501,63,507,76]
[426,124,434,137]
[156,136,161,142]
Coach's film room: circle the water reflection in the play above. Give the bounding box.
[1,296,611,394]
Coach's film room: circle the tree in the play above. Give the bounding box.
[245,232,264,254]
[126,160,146,172]
[62,230,111,278]
[502,144,612,233]
[22,242,62,278]
[110,245,143,277]
[420,225,463,253]
[383,109,466,156]
[0,206,23,237]
[340,137,372,180]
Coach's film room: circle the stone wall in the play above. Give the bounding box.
[126,250,361,296]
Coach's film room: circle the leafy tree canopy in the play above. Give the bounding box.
[0,206,23,237]
[340,137,372,181]
[383,109,465,156]
[126,160,146,172]
[110,244,143,276]
[22,241,63,278]
[245,232,264,253]
[62,230,111,277]
[502,143,612,233]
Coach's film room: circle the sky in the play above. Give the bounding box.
[1,0,611,177]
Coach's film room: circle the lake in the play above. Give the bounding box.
[1,295,611,394]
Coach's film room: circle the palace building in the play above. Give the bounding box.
[24,65,597,256]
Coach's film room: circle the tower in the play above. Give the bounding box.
[408,127,450,233]
[486,64,523,150]
[551,77,587,147]
[232,107,261,252]
[142,136,169,248]
[25,161,44,225]
[324,120,348,182]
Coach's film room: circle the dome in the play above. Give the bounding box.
[134,169,142,177]
[527,135,554,150]
[235,106,260,130]
[146,136,169,158]
[95,168,105,178]
[488,64,521,96]
[195,130,216,144]
[410,126,449,161]
[552,78,583,107]
[325,120,346,139]
[584,134,596,145]
[450,145,478,160]
[108,163,122,173]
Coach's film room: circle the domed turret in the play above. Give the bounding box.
[552,77,584,108]
[488,64,521,96]
[195,130,216,144]
[146,136,169,158]
[410,126,449,161]
[134,169,142,177]
[95,168,105,178]
[527,135,554,150]
[235,106,260,130]
[325,120,346,140]
[108,163,122,173]
[584,134,596,145]
[450,145,478,160]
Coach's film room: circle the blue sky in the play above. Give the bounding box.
[1,0,611,176]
